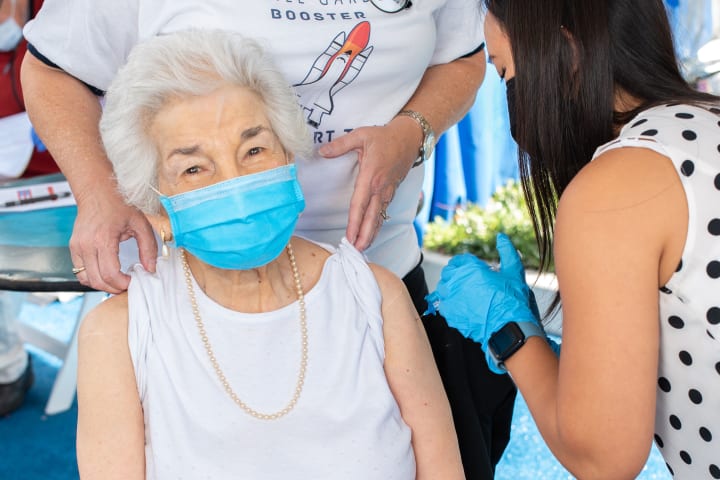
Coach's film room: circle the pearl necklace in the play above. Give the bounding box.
[180,244,308,420]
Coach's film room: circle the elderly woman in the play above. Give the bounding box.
[76,30,463,480]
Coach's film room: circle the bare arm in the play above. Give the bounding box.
[21,53,157,293]
[76,293,145,479]
[504,148,687,478]
[400,49,487,140]
[371,264,465,480]
[321,51,487,250]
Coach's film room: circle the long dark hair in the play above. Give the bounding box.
[484,0,719,275]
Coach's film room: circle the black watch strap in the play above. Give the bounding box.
[488,321,545,372]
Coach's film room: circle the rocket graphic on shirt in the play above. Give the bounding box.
[294,21,373,128]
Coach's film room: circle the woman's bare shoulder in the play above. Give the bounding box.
[79,292,129,340]
[562,145,680,214]
[556,144,686,286]
[367,262,417,321]
[367,262,406,294]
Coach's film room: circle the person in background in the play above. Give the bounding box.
[21,2,515,477]
[0,0,54,177]
[77,29,464,479]
[0,0,58,416]
[427,0,720,478]
[0,291,30,416]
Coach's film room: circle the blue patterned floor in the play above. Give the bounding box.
[2,295,671,479]
[496,395,670,479]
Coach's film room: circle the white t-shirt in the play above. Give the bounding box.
[593,103,720,479]
[127,238,416,479]
[24,0,485,278]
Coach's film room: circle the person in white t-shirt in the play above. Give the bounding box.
[21,2,517,477]
[77,29,464,479]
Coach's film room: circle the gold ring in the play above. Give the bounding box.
[72,266,86,275]
[380,210,390,221]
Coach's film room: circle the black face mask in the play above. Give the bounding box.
[505,77,518,143]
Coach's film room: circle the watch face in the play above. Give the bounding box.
[489,322,526,361]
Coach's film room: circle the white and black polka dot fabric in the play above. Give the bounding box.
[593,103,720,479]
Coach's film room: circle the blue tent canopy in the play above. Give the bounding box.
[418,64,518,234]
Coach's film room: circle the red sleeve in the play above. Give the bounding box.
[2,0,59,178]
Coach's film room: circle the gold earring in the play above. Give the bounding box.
[160,228,170,258]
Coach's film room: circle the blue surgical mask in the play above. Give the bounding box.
[158,164,305,270]
[0,0,22,52]
[505,77,518,143]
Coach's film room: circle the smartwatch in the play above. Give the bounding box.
[488,321,546,372]
[397,109,435,167]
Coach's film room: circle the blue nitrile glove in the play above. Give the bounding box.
[30,127,47,152]
[425,233,553,373]
[525,287,561,356]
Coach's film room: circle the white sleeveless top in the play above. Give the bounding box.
[593,103,720,479]
[127,238,415,479]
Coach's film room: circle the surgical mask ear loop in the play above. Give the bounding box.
[149,184,163,196]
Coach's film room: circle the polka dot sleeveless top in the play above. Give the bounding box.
[593,103,720,479]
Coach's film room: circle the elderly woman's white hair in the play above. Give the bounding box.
[100,29,311,214]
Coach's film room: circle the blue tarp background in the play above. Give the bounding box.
[420,65,518,226]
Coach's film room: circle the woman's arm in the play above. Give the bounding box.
[21,53,158,293]
[371,264,465,480]
[505,147,687,479]
[76,293,145,480]
[398,50,487,138]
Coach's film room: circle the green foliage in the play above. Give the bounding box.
[423,180,545,270]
